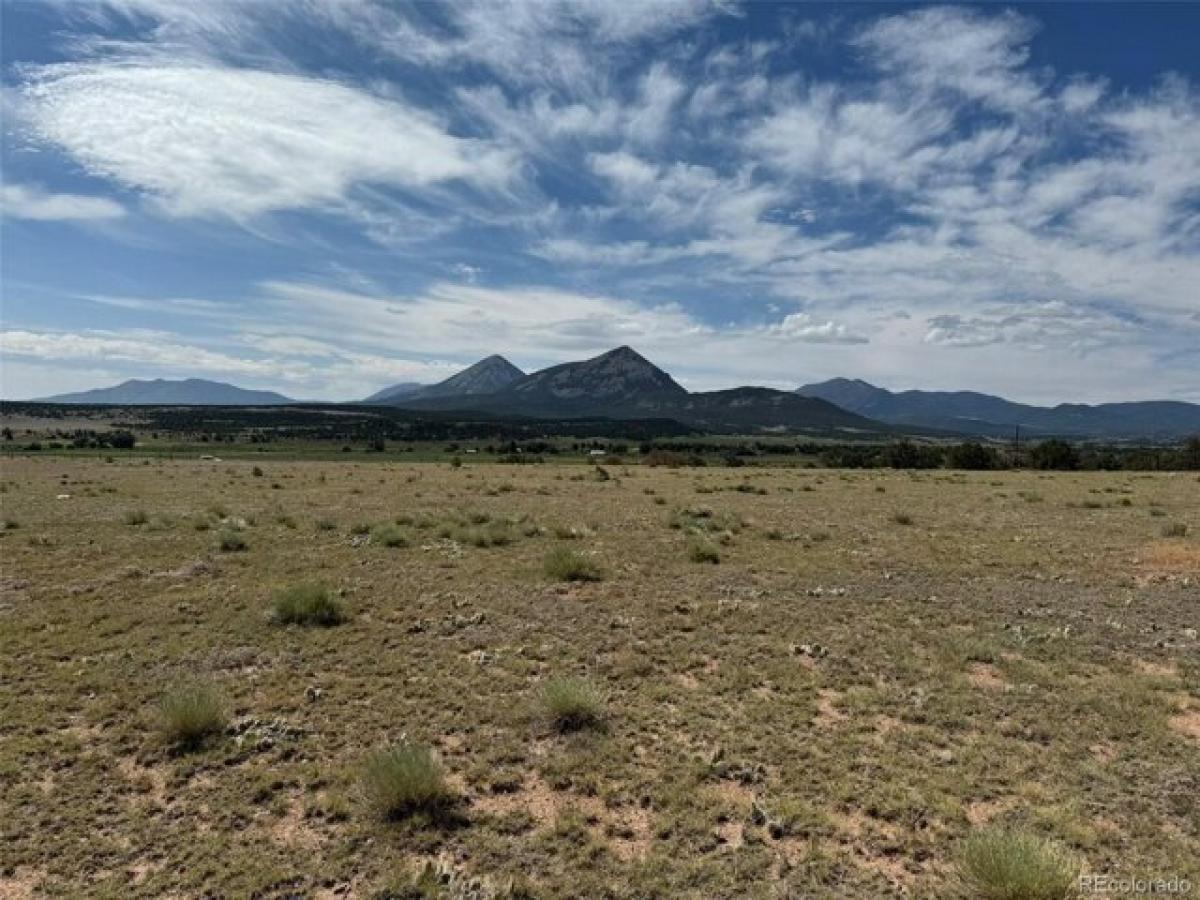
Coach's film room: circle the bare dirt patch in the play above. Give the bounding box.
[814,688,848,727]
[1137,540,1200,573]
[967,662,1008,691]
[1169,709,1200,746]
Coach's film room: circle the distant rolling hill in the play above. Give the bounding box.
[361,382,426,404]
[363,355,524,405]
[393,346,885,434]
[39,378,293,406]
[797,377,1200,439]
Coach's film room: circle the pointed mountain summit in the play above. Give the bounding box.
[363,355,523,404]
[505,345,687,407]
[422,355,524,398]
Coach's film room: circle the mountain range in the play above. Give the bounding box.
[392,346,877,433]
[797,378,1200,440]
[30,351,1200,440]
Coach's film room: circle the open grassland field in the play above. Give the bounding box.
[1,457,1198,898]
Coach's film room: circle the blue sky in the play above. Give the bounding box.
[2,1,1198,403]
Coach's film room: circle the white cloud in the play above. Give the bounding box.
[0,325,467,400]
[767,312,867,344]
[19,62,518,218]
[2,328,278,375]
[320,0,724,89]
[854,6,1043,112]
[1,183,125,221]
[626,63,687,145]
[923,301,1147,352]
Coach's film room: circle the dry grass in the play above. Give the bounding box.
[958,827,1080,899]
[157,682,226,750]
[271,582,346,626]
[0,457,1196,897]
[360,743,454,820]
[542,546,602,582]
[542,676,606,732]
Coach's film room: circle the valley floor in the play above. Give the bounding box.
[1,458,1197,898]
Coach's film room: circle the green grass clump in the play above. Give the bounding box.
[687,537,720,564]
[123,509,149,526]
[668,506,742,537]
[892,512,914,525]
[456,521,516,547]
[543,546,602,582]
[272,582,346,626]
[957,827,1080,900]
[158,683,227,750]
[361,743,453,820]
[372,523,411,547]
[543,676,605,732]
[216,529,247,552]
[1160,521,1188,538]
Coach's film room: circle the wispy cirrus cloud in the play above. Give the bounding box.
[17,62,520,220]
[1,183,125,221]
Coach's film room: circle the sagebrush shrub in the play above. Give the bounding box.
[687,537,720,564]
[272,582,346,626]
[372,523,411,547]
[543,547,602,582]
[217,529,247,552]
